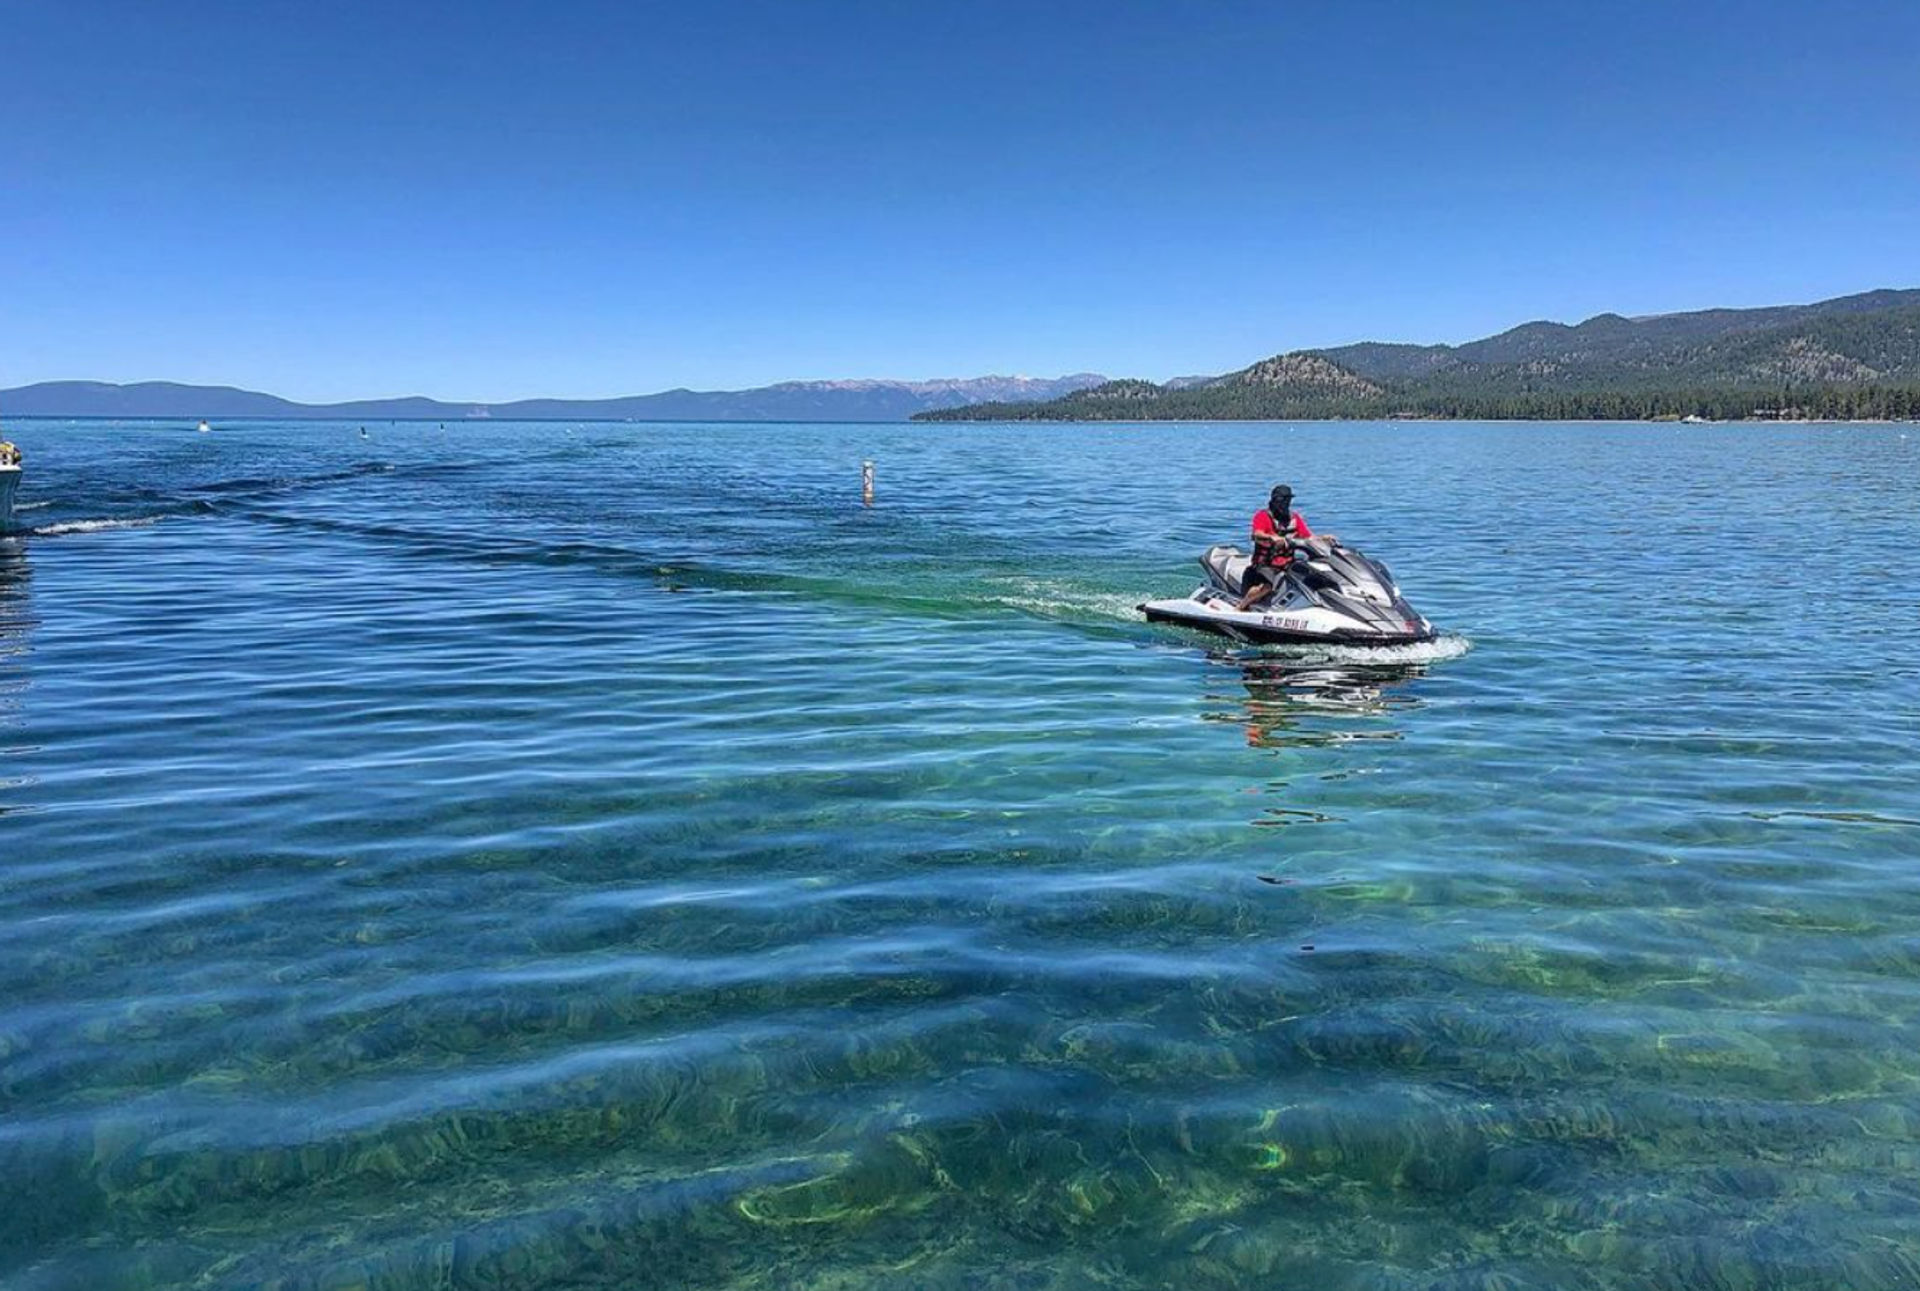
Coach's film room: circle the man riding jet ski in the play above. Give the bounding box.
[1139,484,1436,647]
[1236,484,1320,612]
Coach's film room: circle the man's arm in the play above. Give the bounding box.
[1294,514,1340,545]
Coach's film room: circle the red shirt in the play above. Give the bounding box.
[1251,509,1311,565]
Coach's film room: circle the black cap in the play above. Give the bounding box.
[1269,484,1294,510]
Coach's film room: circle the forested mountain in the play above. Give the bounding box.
[921,291,1920,422]
[1321,288,1920,381]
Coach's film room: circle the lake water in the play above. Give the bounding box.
[2,418,1918,1290]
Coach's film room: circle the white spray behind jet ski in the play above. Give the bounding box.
[1140,537,1435,647]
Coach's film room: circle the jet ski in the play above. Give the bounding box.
[1140,537,1435,647]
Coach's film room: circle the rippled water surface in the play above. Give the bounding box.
[3,418,1919,1290]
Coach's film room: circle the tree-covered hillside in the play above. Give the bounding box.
[920,291,1920,422]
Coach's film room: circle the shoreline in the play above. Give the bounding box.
[5,414,1916,428]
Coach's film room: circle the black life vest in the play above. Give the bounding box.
[1252,509,1298,567]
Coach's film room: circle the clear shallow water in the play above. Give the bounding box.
[2,417,1918,1290]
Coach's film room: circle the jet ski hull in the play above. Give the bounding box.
[1141,541,1437,648]
[1140,596,1435,647]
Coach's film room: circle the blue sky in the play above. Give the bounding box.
[4,0,1917,401]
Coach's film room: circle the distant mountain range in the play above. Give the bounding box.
[12,288,1920,426]
[0,373,1110,423]
[921,289,1920,422]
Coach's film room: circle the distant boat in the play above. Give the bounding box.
[198,420,211,433]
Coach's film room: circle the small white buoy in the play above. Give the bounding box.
[862,460,874,507]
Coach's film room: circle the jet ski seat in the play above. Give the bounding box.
[1201,546,1258,596]
[1205,545,1323,598]
[1224,553,1257,596]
